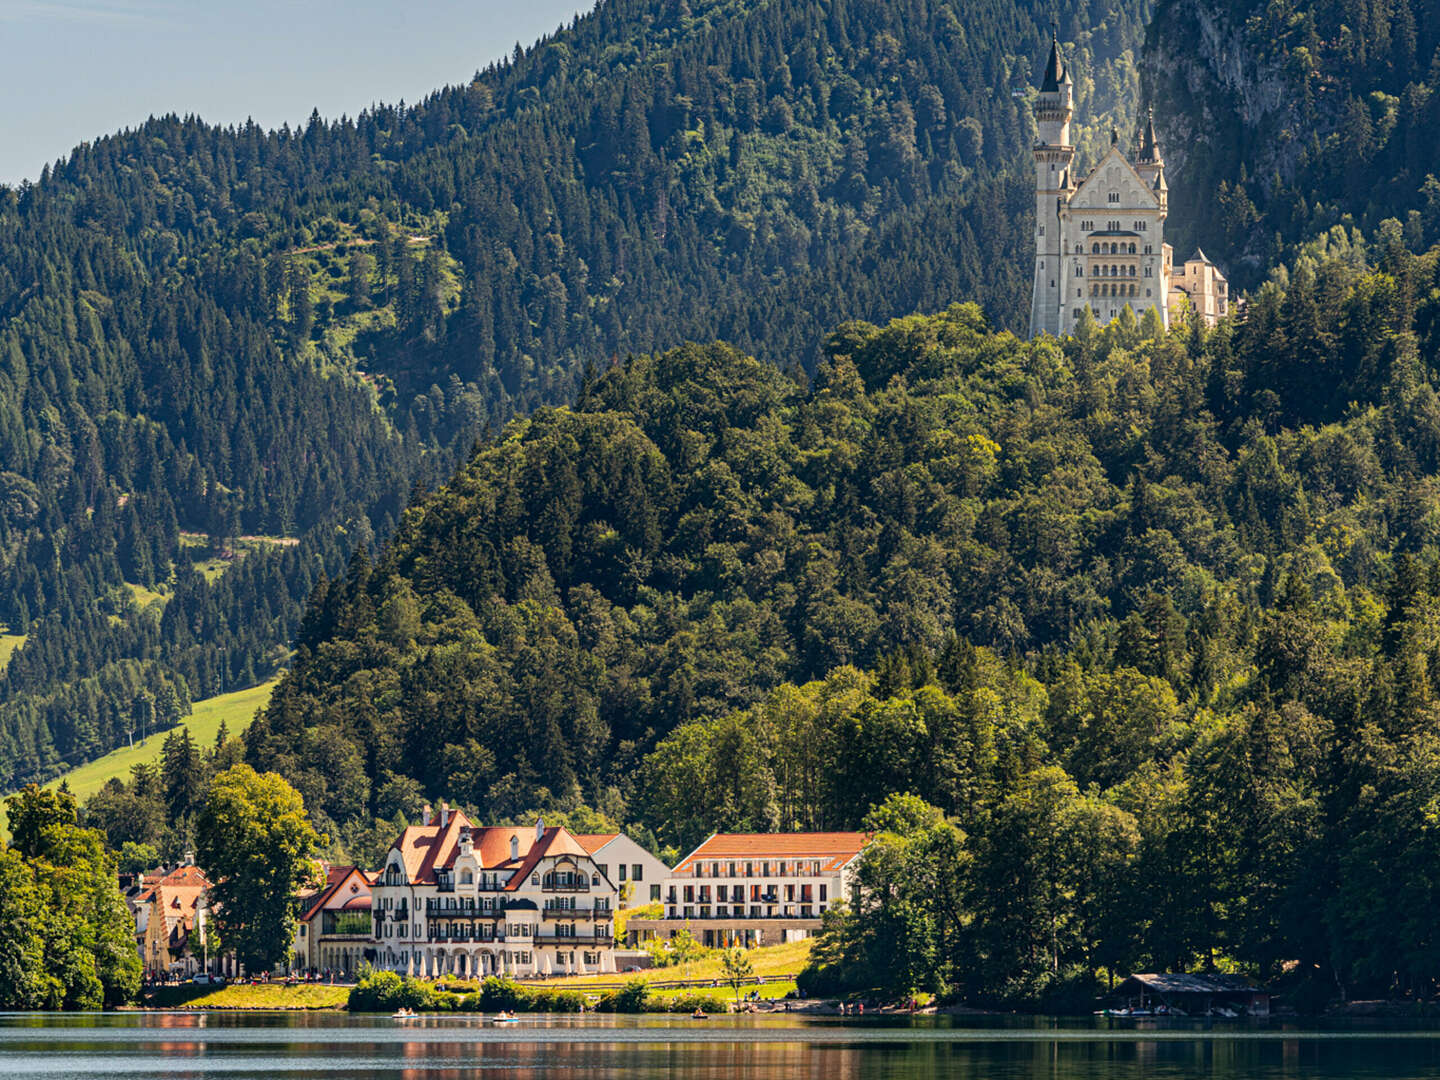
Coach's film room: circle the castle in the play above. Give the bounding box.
[1029,36,1228,338]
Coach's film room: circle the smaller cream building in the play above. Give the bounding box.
[627,832,871,949]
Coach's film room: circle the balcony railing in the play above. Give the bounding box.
[541,878,590,893]
[427,929,502,944]
[541,902,610,919]
[535,932,613,946]
[425,898,506,918]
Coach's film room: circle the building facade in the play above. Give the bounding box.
[574,833,668,906]
[294,865,373,975]
[1029,35,1227,337]
[627,832,870,949]
[369,805,620,977]
[131,862,209,979]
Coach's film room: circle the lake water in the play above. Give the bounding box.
[4,1012,1440,1078]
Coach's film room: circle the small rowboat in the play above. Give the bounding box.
[391,1010,419,1020]
[691,1010,708,1020]
[491,1015,521,1024]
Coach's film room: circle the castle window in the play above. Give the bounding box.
[1129,266,1136,277]
[1130,284,1137,296]
[1092,243,1100,254]
[1039,225,1045,236]
[1144,244,1153,254]
[1050,280,1055,287]
[1129,243,1137,254]
[1108,192,1120,203]
[1146,289,1152,297]
[1077,289,1083,297]
[1144,267,1152,278]
[1075,244,1083,254]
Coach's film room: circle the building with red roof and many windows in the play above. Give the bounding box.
[292,865,373,975]
[626,832,872,949]
[369,803,620,978]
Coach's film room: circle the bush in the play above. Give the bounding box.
[348,970,436,1012]
[594,977,650,1013]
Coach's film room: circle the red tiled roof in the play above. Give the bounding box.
[300,866,372,923]
[389,810,476,884]
[572,833,620,854]
[504,827,591,891]
[382,817,598,889]
[675,832,871,874]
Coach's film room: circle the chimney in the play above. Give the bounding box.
[439,801,450,828]
[510,835,519,861]
[535,816,545,842]
[421,804,432,827]
[183,850,194,867]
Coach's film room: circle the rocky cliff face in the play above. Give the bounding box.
[1142,0,1339,282]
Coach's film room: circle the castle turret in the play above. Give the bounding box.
[1133,107,1164,194]
[1030,32,1076,338]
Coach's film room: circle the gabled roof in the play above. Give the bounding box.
[675,832,872,874]
[300,865,372,923]
[573,833,621,854]
[504,827,593,891]
[1069,145,1162,210]
[382,816,598,889]
[388,809,476,884]
[1190,248,1213,264]
[1122,972,1262,994]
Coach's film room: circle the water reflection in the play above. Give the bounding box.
[5,1013,1440,1079]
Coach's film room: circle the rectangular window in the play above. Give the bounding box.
[650,884,661,902]
[618,865,627,881]
[820,884,828,901]
[634,864,644,881]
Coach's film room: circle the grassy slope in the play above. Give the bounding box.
[0,679,279,838]
[0,633,25,673]
[147,982,350,1010]
[545,939,813,991]
[56,679,279,802]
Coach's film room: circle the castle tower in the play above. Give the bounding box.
[1133,108,1165,191]
[1030,33,1075,338]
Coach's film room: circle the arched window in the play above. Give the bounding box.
[1109,243,1117,254]
[1075,243,1083,254]
[1092,243,1100,254]
[1129,243,1137,254]
[1130,284,1137,296]
[1129,265,1136,277]
[461,870,473,884]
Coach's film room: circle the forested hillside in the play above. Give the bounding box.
[0,0,1151,790]
[1147,0,1440,283]
[225,226,1440,1005]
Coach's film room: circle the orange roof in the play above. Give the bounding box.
[300,866,373,923]
[382,817,598,889]
[676,833,871,874]
[389,809,476,884]
[504,827,592,891]
[572,833,620,854]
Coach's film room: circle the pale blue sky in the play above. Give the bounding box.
[0,0,591,185]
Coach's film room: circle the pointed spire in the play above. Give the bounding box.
[1138,107,1160,163]
[1040,30,1066,92]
